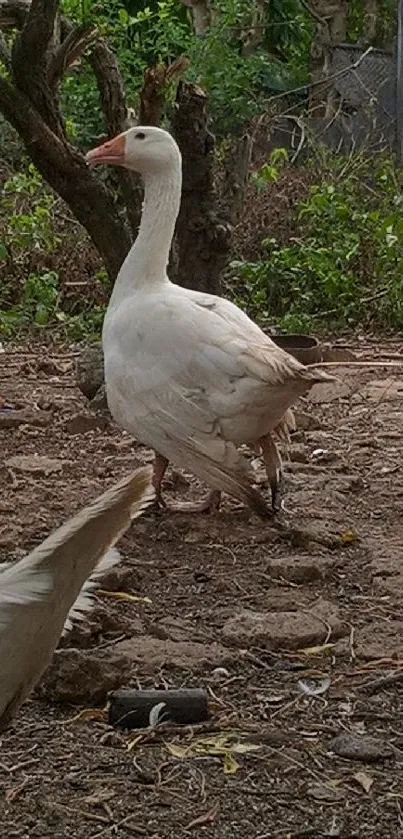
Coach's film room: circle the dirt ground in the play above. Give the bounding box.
[0,340,403,839]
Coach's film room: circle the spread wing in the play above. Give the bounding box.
[0,467,154,731]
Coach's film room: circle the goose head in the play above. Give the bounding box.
[86,126,181,174]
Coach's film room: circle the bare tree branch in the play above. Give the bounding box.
[49,22,98,89]
[139,56,190,124]
[177,0,210,36]
[88,37,141,237]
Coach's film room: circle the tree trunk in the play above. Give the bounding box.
[178,0,210,36]
[308,0,349,116]
[0,75,131,279]
[170,81,232,295]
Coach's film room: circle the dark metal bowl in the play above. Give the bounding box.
[269,334,323,366]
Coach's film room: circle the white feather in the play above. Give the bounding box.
[62,546,122,635]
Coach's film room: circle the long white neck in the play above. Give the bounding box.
[111,161,182,301]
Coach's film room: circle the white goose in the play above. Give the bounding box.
[86,127,333,517]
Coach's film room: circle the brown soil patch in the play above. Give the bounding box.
[0,342,403,838]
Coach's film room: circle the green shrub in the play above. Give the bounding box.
[231,152,403,331]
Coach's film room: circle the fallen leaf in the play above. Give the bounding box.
[62,708,107,725]
[339,530,357,544]
[223,752,240,774]
[96,590,152,604]
[353,771,374,793]
[126,733,147,752]
[165,732,261,772]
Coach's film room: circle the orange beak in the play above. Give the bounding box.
[85,133,126,166]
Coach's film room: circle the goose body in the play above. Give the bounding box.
[0,467,153,731]
[86,128,332,516]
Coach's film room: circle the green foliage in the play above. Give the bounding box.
[60,0,193,145]
[1,165,60,256]
[231,152,403,331]
[0,271,106,340]
[58,0,312,143]
[0,163,106,341]
[251,147,289,191]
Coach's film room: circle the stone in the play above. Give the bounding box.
[114,636,231,673]
[221,598,345,650]
[38,649,131,703]
[321,345,357,363]
[65,413,109,435]
[76,343,104,400]
[91,384,109,411]
[361,378,403,402]
[293,410,323,431]
[308,381,355,404]
[98,565,144,593]
[264,554,336,584]
[0,408,52,428]
[329,732,393,762]
[5,455,64,475]
[289,445,309,463]
[355,621,403,661]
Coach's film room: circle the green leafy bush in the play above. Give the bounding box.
[0,163,106,340]
[231,153,403,331]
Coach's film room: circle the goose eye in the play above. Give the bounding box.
[136,132,145,140]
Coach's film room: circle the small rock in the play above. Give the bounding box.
[5,455,64,475]
[265,554,336,584]
[329,732,393,762]
[355,621,403,661]
[38,649,131,703]
[222,598,345,650]
[307,783,344,802]
[308,382,355,404]
[289,445,308,463]
[65,413,109,435]
[293,410,323,431]
[114,636,231,673]
[91,384,109,411]
[76,344,104,400]
[321,345,357,363]
[99,565,143,592]
[150,616,197,643]
[362,378,403,402]
[0,409,52,428]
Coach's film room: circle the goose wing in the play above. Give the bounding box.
[0,467,154,731]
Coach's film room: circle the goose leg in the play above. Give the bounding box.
[153,452,169,507]
[153,452,221,513]
[259,434,283,512]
